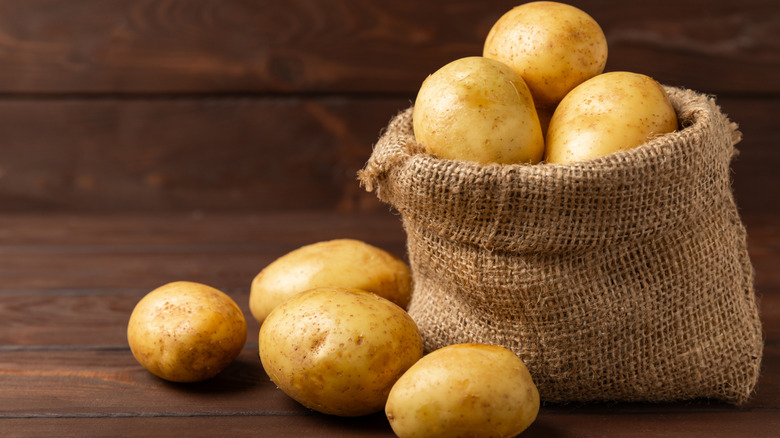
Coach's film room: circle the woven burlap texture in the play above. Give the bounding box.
[358,86,763,405]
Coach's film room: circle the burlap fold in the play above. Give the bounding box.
[358,86,763,405]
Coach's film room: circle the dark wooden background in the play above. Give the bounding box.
[1,1,778,436]
[0,0,777,215]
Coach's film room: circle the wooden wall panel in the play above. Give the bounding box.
[0,98,409,212]
[722,98,780,213]
[0,0,775,94]
[0,0,776,213]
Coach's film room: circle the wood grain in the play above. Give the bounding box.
[0,349,302,417]
[0,98,411,213]
[0,345,776,416]
[0,212,407,290]
[2,415,396,438]
[0,211,407,248]
[4,411,780,438]
[0,289,255,347]
[0,0,776,95]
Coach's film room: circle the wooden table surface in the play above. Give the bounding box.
[0,211,778,437]
[1,1,778,436]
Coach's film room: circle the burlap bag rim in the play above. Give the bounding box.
[359,86,742,254]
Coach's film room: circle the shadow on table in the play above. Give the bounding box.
[158,351,270,395]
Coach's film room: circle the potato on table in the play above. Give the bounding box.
[127,281,247,383]
[386,343,540,438]
[249,239,412,324]
[259,287,423,417]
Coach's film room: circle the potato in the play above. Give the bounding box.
[385,343,540,438]
[258,287,423,416]
[249,239,412,324]
[483,1,608,109]
[127,281,247,383]
[545,71,679,164]
[413,56,544,165]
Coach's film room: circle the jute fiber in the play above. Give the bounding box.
[358,87,763,404]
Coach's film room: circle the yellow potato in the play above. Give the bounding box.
[484,1,608,109]
[545,71,679,164]
[413,56,544,165]
[385,343,540,438]
[258,287,423,416]
[249,239,412,324]
[127,281,247,383]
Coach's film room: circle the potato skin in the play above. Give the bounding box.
[258,287,423,417]
[127,281,247,383]
[412,56,544,165]
[385,343,540,438]
[249,239,412,324]
[545,71,679,164]
[483,1,607,109]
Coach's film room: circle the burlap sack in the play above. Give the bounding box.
[358,86,763,405]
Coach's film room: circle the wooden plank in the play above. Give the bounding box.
[0,345,780,424]
[0,96,775,214]
[0,0,776,95]
[759,292,780,342]
[723,98,780,214]
[3,410,780,438]
[1,415,398,438]
[0,345,776,417]
[525,411,780,438]
[0,289,258,347]
[0,211,407,249]
[601,2,780,96]
[0,98,409,213]
[0,349,305,417]
[0,250,271,291]
[0,212,408,291]
[747,213,780,301]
